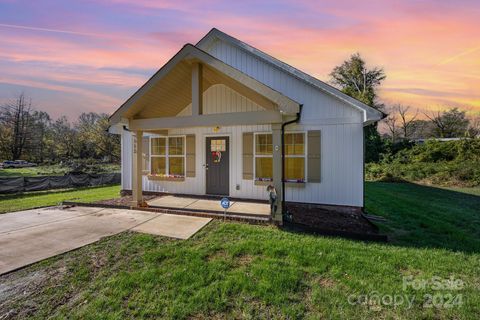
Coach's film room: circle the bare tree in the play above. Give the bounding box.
[467,115,480,137]
[29,111,51,162]
[383,107,399,142]
[0,93,33,159]
[397,105,418,140]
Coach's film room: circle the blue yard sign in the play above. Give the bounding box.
[220,197,230,209]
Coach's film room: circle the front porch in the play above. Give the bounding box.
[147,195,270,217]
[109,44,302,224]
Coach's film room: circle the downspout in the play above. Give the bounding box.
[281,104,303,220]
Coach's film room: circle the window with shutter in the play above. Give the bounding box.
[307,130,321,183]
[150,136,186,177]
[242,132,254,180]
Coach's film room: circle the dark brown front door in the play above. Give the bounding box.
[206,136,229,195]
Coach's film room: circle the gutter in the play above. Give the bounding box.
[281,104,303,221]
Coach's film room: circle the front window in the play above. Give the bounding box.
[254,133,273,181]
[253,132,305,182]
[150,136,185,177]
[168,137,184,176]
[285,133,305,182]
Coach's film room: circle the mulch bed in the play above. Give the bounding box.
[286,203,379,235]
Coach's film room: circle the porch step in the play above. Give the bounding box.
[146,203,270,219]
[61,201,272,224]
[137,206,272,224]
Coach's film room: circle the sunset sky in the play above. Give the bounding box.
[0,0,479,119]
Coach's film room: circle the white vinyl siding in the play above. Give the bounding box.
[121,120,363,207]
[177,84,265,116]
[120,37,365,207]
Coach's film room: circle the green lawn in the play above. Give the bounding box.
[365,182,480,252]
[0,185,121,213]
[1,182,479,319]
[0,164,120,177]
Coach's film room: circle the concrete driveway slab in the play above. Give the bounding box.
[0,207,158,275]
[0,206,214,275]
[0,207,101,235]
[132,214,211,239]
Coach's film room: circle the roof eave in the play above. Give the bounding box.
[109,43,301,125]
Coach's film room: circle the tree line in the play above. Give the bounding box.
[1,54,478,166]
[329,53,479,162]
[0,93,120,163]
[384,105,478,142]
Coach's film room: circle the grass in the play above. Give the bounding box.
[2,222,479,319]
[365,182,480,252]
[0,185,121,213]
[1,182,479,319]
[0,164,120,177]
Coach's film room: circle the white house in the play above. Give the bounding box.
[109,28,382,223]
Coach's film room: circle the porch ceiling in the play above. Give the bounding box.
[128,63,277,120]
[110,44,300,125]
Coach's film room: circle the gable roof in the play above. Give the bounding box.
[109,44,300,124]
[196,28,383,125]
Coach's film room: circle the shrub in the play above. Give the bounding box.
[366,138,480,187]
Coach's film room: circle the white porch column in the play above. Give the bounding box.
[272,124,283,224]
[131,130,143,207]
[191,62,203,115]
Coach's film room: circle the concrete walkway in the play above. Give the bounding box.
[148,195,271,216]
[0,207,211,275]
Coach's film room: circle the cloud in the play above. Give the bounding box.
[438,46,480,66]
[0,0,479,119]
[0,23,112,38]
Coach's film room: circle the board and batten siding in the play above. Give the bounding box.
[121,38,365,207]
[122,124,273,200]
[121,120,363,206]
[177,83,264,116]
[198,38,365,206]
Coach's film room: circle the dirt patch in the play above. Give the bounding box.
[287,203,378,235]
[206,249,229,262]
[235,254,254,266]
[316,277,337,288]
[0,234,130,319]
[0,265,68,319]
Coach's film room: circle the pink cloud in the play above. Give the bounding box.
[0,0,479,119]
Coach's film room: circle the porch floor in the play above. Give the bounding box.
[147,195,271,216]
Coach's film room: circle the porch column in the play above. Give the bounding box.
[271,124,283,224]
[191,62,203,115]
[131,130,143,207]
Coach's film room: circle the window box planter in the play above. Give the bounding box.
[254,178,273,186]
[254,179,306,187]
[147,174,185,182]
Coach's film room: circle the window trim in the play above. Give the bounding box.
[253,131,307,183]
[149,135,186,178]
